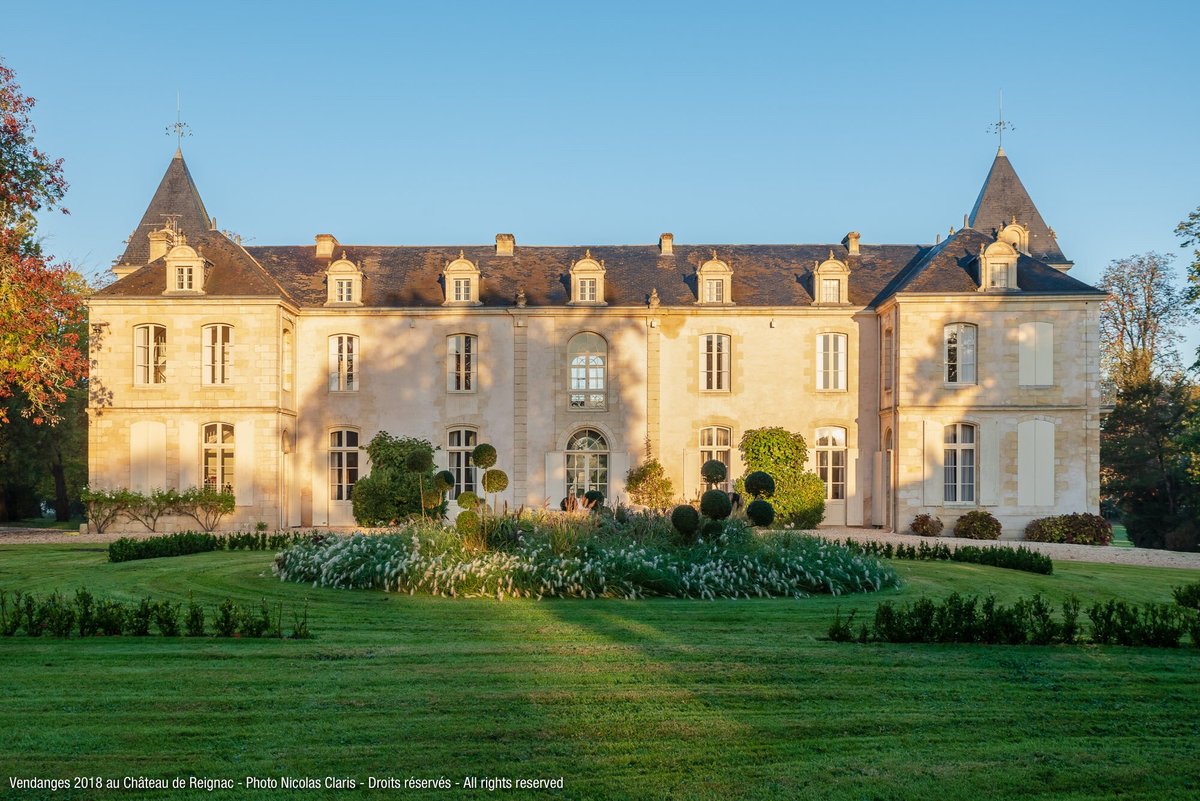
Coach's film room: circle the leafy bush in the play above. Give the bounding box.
[129,598,154,636]
[625,459,674,509]
[746,499,775,527]
[1172,581,1200,610]
[80,486,136,533]
[701,459,727,485]
[434,471,456,493]
[213,598,238,637]
[471,443,497,469]
[352,433,443,525]
[456,492,480,510]
[954,510,1001,540]
[909,514,944,537]
[108,531,308,563]
[43,592,76,638]
[735,428,826,528]
[124,488,181,532]
[583,489,604,509]
[238,599,272,638]
[700,489,732,521]
[701,520,723,538]
[744,471,775,499]
[273,529,900,600]
[154,601,181,636]
[74,588,97,637]
[185,596,206,637]
[836,539,1053,575]
[1088,600,1186,647]
[177,486,236,532]
[1024,513,1112,545]
[95,599,126,636]
[671,505,700,540]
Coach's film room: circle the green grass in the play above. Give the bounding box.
[0,544,1198,801]
[1111,522,1134,548]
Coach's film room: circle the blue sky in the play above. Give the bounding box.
[4,0,1199,351]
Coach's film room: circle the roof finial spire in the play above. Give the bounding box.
[166,91,192,153]
[988,89,1014,154]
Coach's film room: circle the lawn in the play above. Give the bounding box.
[0,543,1198,801]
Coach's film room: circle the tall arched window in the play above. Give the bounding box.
[944,323,977,384]
[447,428,478,498]
[566,428,608,499]
[134,324,167,385]
[328,334,359,392]
[568,332,607,409]
[329,429,359,501]
[700,334,730,392]
[202,324,232,385]
[815,427,847,501]
[202,423,235,494]
[700,426,732,491]
[943,423,976,503]
[447,334,477,392]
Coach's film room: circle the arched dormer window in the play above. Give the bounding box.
[813,251,850,305]
[325,256,363,306]
[696,251,733,305]
[997,219,1030,254]
[442,253,481,306]
[163,243,207,295]
[569,251,606,305]
[978,240,1018,292]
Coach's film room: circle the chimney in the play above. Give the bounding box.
[113,265,139,280]
[658,233,674,256]
[148,229,171,262]
[495,233,515,256]
[842,231,860,256]
[315,234,338,259]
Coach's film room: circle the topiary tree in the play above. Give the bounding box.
[456,491,480,511]
[745,499,775,527]
[625,458,674,509]
[482,468,509,514]
[671,504,700,541]
[744,471,775,499]
[701,520,723,538]
[405,449,435,521]
[701,459,727,487]
[434,470,455,494]
[455,509,481,549]
[699,489,732,521]
[471,443,497,470]
[735,427,825,527]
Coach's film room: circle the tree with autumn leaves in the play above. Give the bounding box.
[0,59,89,520]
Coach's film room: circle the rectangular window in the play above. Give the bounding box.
[335,279,354,303]
[944,324,977,384]
[943,423,976,503]
[578,278,597,302]
[447,334,476,392]
[453,278,471,302]
[817,333,847,390]
[700,426,732,492]
[882,329,893,393]
[821,278,840,303]
[202,325,232,385]
[329,335,358,391]
[701,334,730,392]
[201,422,234,494]
[990,266,1009,288]
[175,266,192,291]
[329,430,360,501]
[134,324,167,385]
[448,428,478,497]
[704,279,725,303]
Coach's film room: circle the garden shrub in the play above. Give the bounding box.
[124,488,181,532]
[108,531,308,563]
[746,499,775,527]
[213,598,238,638]
[482,469,510,496]
[583,489,604,510]
[129,598,154,636]
[1172,581,1200,610]
[177,486,236,532]
[185,596,206,637]
[352,433,443,525]
[837,538,1052,574]
[701,520,723,538]
[95,599,126,636]
[238,599,272,638]
[699,489,732,521]
[735,428,825,528]
[350,472,399,526]
[44,592,76,638]
[1024,516,1067,543]
[80,487,136,534]
[456,491,480,510]
[743,471,775,499]
[701,459,728,485]
[74,589,97,638]
[471,443,497,469]
[954,510,1001,540]
[154,601,181,636]
[625,459,674,509]
[909,513,944,537]
[434,471,456,493]
[670,505,700,541]
[1024,513,1112,545]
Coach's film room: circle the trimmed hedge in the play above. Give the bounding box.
[108,531,313,563]
[954,510,1002,540]
[834,538,1053,575]
[1024,513,1113,546]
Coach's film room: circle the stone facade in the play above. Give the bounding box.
[87,147,1105,536]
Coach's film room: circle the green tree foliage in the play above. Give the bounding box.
[624,459,674,509]
[350,433,443,526]
[1176,205,1200,364]
[1099,253,1191,388]
[735,427,825,527]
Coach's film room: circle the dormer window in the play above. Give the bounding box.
[163,243,206,295]
[569,251,606,305]
[813,251,850,305]
[997,219,1030,253]
[442,253,481,306]
[696,252,732,305]
[979,241,1019,292]
[325,256,363,306]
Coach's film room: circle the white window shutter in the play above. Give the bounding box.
[328,337,339,391]
[979,420,1001,506]
[1035,420,1055,506]
[609,452,628,504]
[1017,420,1036,506]
[871,451,884,524]
[1018,323,1035,386]
[130,421,149,492]
[147,421,166,489]
[683,449,700,500]
[922,420,942,506]
[235,420,255,506]
[179,421,198,489]
[846,448,863,525]
[544,452,565,504]
[1036,324,1054,386]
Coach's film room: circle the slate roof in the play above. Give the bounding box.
[98,151,1104,307]
[969,147,1069,266]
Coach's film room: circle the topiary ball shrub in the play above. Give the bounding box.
[671,504,700,538]
[434,470,456,493]
[701,459,728,485]
[482,469,509,494]
[744,471,775,498]
[456,491,480,510]
[584,489,604,509]
[910,513,945,537]
[455,509,480,536]
[700,489,733,521]
[746,499,775,527]
[954,510,1002,540]
[405,449,434,473]
[701,520,724,538]
[421,489,444,510]
[471,443,497,469]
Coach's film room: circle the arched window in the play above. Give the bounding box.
[700,334,730,392]
[281,328,294,392]
[817,333,847,390]
[202,423,235,494]
[943,423,976,503]
[568,332,606,409]
[328,334,359,392]
[943,323,977,384]
[134,324,166,385]
[700,426,732,491]
[447,334,477,392]
[447,428,478,498]
[202,324,232,385]
[329,429,359,501]
[815,427,847,502]
[566,428,608,499]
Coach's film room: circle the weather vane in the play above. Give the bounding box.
[166,91,192,148]
[988,89,1014,148]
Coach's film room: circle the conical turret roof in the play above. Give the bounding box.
[968,148,1069,267]
[116,149,212,266]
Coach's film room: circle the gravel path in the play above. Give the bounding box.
[3,525,1199,571]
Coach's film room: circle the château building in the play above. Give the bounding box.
[87,146,1105,535]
